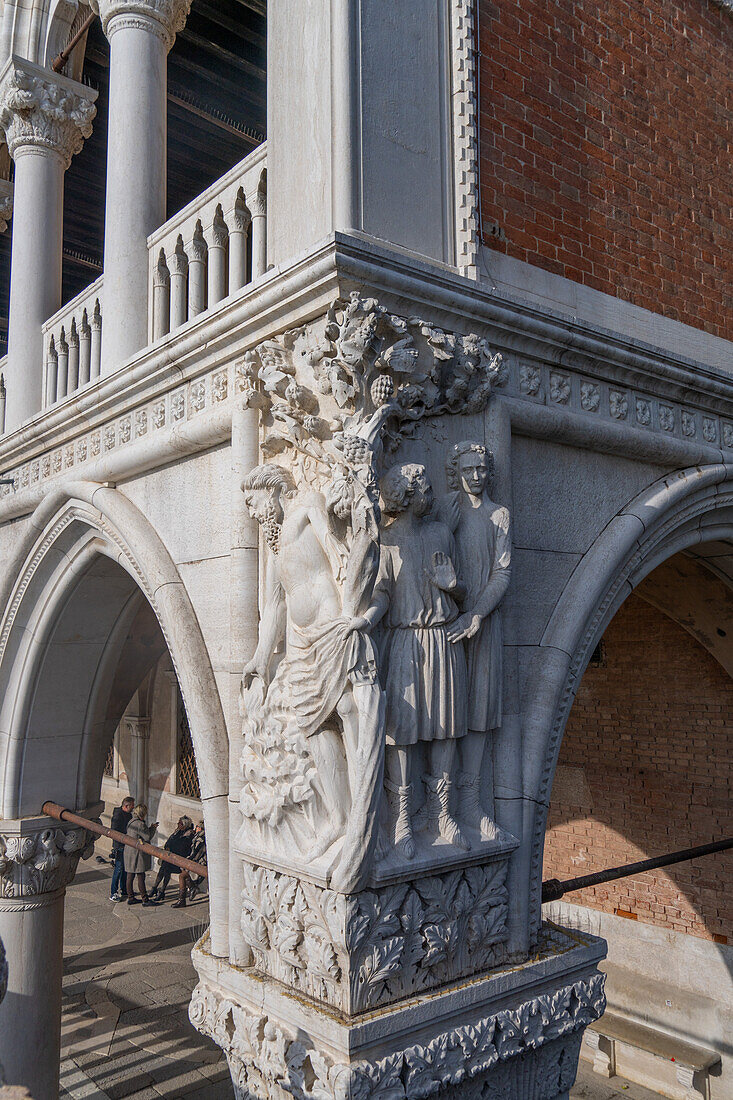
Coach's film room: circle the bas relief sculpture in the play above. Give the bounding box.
[236,293,511,893]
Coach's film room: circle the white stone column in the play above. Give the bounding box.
[125,716,151,806]
[0,59,96,433]
[0,818,94,1100]
[94,0,192,374]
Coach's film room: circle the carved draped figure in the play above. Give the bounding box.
[370,519,468,745]
[452,499,512,734]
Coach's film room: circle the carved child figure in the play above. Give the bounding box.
[444,441,511,835]
[365,462,469,859]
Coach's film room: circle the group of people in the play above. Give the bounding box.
[109,797,207,908]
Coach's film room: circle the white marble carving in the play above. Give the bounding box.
[0,61,97,170]
[190,970,606,1100]
[237,295,503,891]
[240,859,510,1012]
[0,825,94,898]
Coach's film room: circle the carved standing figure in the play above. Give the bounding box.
[365,463,469,859]
[241,463,385,892]
[444,441,511,835]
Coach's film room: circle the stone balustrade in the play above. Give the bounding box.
[42,277,103,408]
[147,143,267,343]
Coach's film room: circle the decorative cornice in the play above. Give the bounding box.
[190,970,606,1099]
[450,0,480,279]
[0,58,97,170]
[0,820,94,899]
[91,0,193,50]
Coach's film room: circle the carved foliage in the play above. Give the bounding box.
[0,826,94,898]
[0,64,96,168]
[190,971,606,1100]
[241,860,510,1013]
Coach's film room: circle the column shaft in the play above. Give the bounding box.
[6,150,63,428]
[101,19,167,372]
[0,892,64,1100]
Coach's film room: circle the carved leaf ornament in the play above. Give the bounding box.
[190,971,606,1100]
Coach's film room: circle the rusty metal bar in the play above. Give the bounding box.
[42,800,208,879]
[52,12,97,74]
[542,836,733,903]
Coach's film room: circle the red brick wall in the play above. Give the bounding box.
[543,593,733,941]
[478,0,733,339]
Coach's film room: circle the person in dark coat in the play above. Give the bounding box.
[177,822,207,907]
[124,804,158,905]
[149,816,194,901]
[109,796,134,901]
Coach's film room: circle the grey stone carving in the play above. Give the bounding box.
[0,826,94,898]
[240,858,510,1013]
[190,970,606,1100]
[237,295,503,891]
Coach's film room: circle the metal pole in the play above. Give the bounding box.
[52,12,97,73]
[542,836,733,903]
[42,800,208,879]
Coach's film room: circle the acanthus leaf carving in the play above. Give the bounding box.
[0,61,96,169]
[0,823,95,898]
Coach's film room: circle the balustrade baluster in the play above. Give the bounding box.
[251,172,267,279]
[56,328,69,399]
[90,301,102,378]
[153,250,171,340]
[188,221,207,317]
[208,205,228,306]
[78,310,92,386]
[229,188,251,292]
[169,235,189,332]
[67,318,80,394]
[46,336,58,406]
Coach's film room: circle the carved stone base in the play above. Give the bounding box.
[191,923,606,1100]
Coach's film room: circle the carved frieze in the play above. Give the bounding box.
[0,61,96,169]
[240,858,510,1013]
[0,824,94,899]
[190,969,606,1100]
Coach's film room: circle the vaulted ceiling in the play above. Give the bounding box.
[0,0,267,353]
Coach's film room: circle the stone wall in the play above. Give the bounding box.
[543,592,733,942]
[478,0,733,339]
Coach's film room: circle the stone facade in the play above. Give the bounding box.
[0,2,728,1099]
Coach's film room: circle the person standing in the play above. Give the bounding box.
[177,821,207,907]
[149,816,194,901]
[109,796,134,901]
[124,804,159,906]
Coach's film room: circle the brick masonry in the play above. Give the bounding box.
[478,0,733,340]
[543,593,733,941]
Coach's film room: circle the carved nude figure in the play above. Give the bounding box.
[242,463,384,892]
[365,463,469,859]
[444,441,511,835]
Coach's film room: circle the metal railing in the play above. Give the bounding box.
[43,800,208,879]
[542,836,733,903]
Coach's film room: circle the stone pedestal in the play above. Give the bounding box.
[192,923,606,1100]
[0,58,96,433]
[0,817,94,1100]
[94,0,192,373]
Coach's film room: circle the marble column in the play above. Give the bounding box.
[93,0,192,374]
[0,818,94,1100]
[125,716,151,806]
[0,59,96,433]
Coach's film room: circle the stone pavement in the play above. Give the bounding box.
[61,858,230,1100]
[60,859,664,1100]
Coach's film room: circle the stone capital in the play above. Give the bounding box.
[0,58,97,170]
[124,715,151,740]
[0,816,95,901]
[91,0,192,49]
